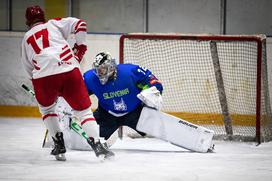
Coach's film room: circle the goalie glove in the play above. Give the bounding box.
[73,43,87,63]
[137,86,163,110]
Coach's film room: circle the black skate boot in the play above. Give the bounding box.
[51,132,66,161]
[87,137,115,160]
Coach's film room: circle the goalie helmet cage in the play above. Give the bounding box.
[119,33,272,144]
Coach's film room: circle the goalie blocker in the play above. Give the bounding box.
[136,107,214,153]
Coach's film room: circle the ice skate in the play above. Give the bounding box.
[207,144,215,153]
[87,137,115,160]
[51,132,66,161]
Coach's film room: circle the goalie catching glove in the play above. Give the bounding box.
[137,86,163,110]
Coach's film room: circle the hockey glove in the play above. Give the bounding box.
[137,86,163,110]
[73,43,87,63]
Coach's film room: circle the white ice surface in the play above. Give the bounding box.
[0,117,272,181]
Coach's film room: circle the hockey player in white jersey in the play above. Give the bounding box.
[21,5,114,160]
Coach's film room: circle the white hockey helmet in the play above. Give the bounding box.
[93,52,117,85]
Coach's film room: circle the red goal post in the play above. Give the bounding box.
[119,33,272,143]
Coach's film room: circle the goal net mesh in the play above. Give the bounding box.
[120,34,272,142]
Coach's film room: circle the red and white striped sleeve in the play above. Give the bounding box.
[73,19,87,45]
[74,20,87,34]
[50,17,87,45]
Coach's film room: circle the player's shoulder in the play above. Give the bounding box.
[118,63,138,70]
[118,63,147,77]
[47,17,75,25]
[23,30,32,39]
[49,17,80,22]
[83,69,96,80]
[51,17,62,21]
[47,17,64,24]
[24,23,46,38]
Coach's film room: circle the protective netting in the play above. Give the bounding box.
[120,34,272,142]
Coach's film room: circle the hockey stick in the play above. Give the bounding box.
[22,84,118,149]
[21,84,35,97]
[42,129,49,148]
[21,84,89,143]
[21,84,49,148]
[69,118,89,140]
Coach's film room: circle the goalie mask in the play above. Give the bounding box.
[93,52,117,85]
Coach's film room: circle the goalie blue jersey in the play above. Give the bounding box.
[83,63,163,115]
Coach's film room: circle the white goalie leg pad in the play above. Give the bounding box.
[136,107,214,153]
[105,129,119,148]
[74,107,99,140]
[62,119,91,150]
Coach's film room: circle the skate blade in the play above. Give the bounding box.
[104,154,115,161]
[55,153,66,161]
[97,154,115,162]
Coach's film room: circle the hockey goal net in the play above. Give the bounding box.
[119,33,272,143]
